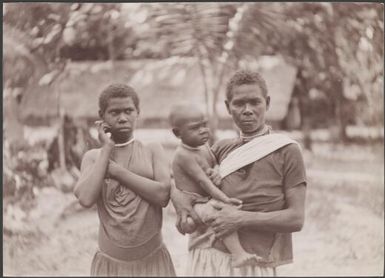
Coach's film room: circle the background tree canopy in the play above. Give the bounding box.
[3,2,384,141]
[3,4,383,276]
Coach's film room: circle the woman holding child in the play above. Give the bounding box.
[74,84,176,276]
[171,70,307,276]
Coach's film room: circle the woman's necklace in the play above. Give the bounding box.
[240,125,271,141]
[114,137,135,147]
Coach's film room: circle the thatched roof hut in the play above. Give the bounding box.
[20,57,297,128]
[20,61,136,123]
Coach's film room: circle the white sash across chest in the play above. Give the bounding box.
[219,133,298,179]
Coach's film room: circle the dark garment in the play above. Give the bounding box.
[91,243,175,277]
[213,136,307,267]
[189,134,307,268]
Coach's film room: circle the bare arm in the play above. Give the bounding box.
[108,142,171,207]
[208,184,306,238]
[179,153,241,205]
[73,123,114,208]
[170,183,204,234]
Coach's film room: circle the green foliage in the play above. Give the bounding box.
[3,3,138,91]
[146,3,286,60]
[4,3,71,64]
[4,3,71,92]
[272,3,384,128]
[60,3,135,60]
[3,141,52,204]
[144,2,383,133]
[143,3,289,137]
[3,3,383,136]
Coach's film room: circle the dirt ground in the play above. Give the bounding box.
[3,143,384,276]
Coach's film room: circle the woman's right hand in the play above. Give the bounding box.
[171,187,204,235]
[95,121,114,147]
[227,198,243,208]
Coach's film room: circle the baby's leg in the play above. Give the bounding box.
[206,200,263,267]
[194,201,215,223]
[196,200,263,267]
[222,231,264,268]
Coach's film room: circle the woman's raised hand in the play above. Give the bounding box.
[95,120,114,147]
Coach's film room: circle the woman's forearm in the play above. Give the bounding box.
[239,186,306,233]
[239,208,304,233]
[114,167,170,207]
[209,185,306,237]
[74,146,112,207]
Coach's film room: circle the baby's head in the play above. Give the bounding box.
[169,103,210,148]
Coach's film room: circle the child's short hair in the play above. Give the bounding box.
[169,103,189,128]
[99,83,140,114]
[226,70,268,101]
[169,103,203,128]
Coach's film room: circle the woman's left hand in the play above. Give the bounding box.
[107,159,123,179]
[206,202,244,239]
[171,188,204,234]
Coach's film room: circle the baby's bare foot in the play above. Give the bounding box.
[231,253,262,268]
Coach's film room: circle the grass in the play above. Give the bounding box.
[3,142,384,276]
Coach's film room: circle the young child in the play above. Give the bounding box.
[169,103,262,268]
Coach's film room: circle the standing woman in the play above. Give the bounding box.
[74,84,176,276]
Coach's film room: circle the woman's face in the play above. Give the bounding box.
[225,83,270,136]
[101,97,138,142]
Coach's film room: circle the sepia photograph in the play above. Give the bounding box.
[3,2,384,277]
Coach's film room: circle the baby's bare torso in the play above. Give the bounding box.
[172,144,216,197]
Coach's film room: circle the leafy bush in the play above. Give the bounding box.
[4,141,53,206]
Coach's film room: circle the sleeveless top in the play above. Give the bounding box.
[96,140,163,261]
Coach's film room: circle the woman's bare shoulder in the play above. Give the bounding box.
[82,148,101,161]
[140,141,168,160]
[79,148,101,170]
[142,141,164,152]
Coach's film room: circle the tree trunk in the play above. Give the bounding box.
[58,114,67,171]
[327,6,348,143]
[334,92,348,143]
[208,3,248,142]
[302,118,312,151]
[205,65,218,144]
[196,46,211,118]
[4,89,24,147]
[108,23,116,65]
[55,81,67,171]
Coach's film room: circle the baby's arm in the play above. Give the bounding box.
[205,165,222,187]
[178,153,241,205]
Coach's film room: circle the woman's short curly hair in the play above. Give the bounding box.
[226,70,268,101]
[98,83,140,115]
